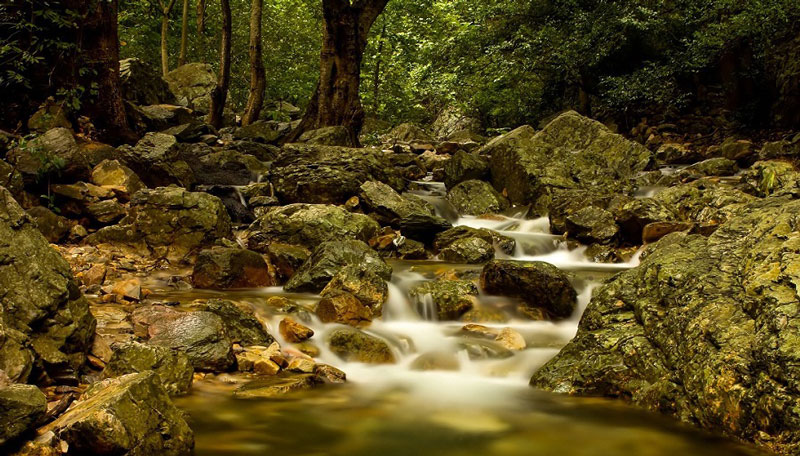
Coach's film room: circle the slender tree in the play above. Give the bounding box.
[285,0,390,146]
[242,0,266,125]
[196,0,206,35]
[371,20,386,114]
[159,0,178,76]
[178,0,190,66]
[208,0,232,129]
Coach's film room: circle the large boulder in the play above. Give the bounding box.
[284,239,392,293]
[87,187,232,255]
[652,179,755,227]
[91,159,146,197]
[408,280,478,320]
[431,106,481,140]
[187,299,274,346]
[0,384,47,445]
[41,372,193,455]
[321,264,390,316]
[477,125,535,157]
[246,204,380,251]
[119,58,176,106]
[164,63,217,113]
[530,198,800,455]
[0,187,95,383]
[191,247,273,289]
[381,123,433,144]
[27,206,73,243]
[128,104,195,132]
[179,145,267,186]
[480,260,576,320]
[443,150,489,189]
[114,132,195,188]
[233,121,287,144]
[147,311,235,372]
[489,112,652,213]
[102,342,194,396]
[327,328,396,364]
[359,181,451,240]
[446,180,510,216]
[7,128,115,182]
[271,144,403,204]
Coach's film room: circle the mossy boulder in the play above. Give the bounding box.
[285,240,391,293]
[0,384,47,445]
[164,63,216,113]
[102,342,193,396]
[434,225,515,256]
[653,179,755,226]
[489,112,652,214]
[87,187,232,256]
[119,58,176,106]
[530,197,800,455]
[271,144,403,204]
[91,159,146,197]
[327,328,396,364]
[0,159,23,196]
[321,264,389,316]
[481,260,576,320]
[564,206,618,244]
[408,280,478,320]
[42,372,193,455]
[147,311,235,372]
[8,128,116,182]
[439,237,495,264]
[297,126,355,147]
[27,206,73,243]
[246,204,380,250]
[0,186,96,383]
[359,180,451,240]
[443,150,489,189]
[446,180,510,216]
[187,299,274,346]
[114,132,195,188]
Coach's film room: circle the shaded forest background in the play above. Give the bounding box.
[3,0,800,135]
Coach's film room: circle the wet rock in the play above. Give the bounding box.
[298,126,355,147]
[102,342,193,396]
[495,328,526,351]
[612,197,677,244]
[91,159,146,197]
[564,206,618,244]
[111,278,142,301]
[188,299,274,346]
[0,384,46,446]
[408,280,478,321]
[41,372,193,455]
[247,204,380,251]
[641,221,695,244]
[27,206,72,243]
[439,237,494,264]
[321,264,389,315]
[87,187,232,255]
[477,125,535,157]
[265,243,310,281]
[387,153,427,181]
[739,160,800,198]
[197,184,254,224]
[721,138,755,162]
[327,328,396,364]
[489,112,652,213]
[164,63,216,113]
[458,339,513,360]
[234,373,321,398]
[191,247,273,289]
[148,311,235,372]
[285,239,391,293]
[410,351,460,371]
[313,364,347,383]
[481,260,576,320]
[316,291,373,327]
[682,157,739,178]
[0,187,95,383]
[653,179,755,226]
[460,307,509,323]
[235,343,282,375]
[287,356,316,373]
[271,144,403,204]
[443,150,489,189]
[359,180,451,240]
[434,225,515,256]
[530,198,800,455]
[446,180,510,216]
[655,143,701,164]
[382,123,433,143]
[114,132,195,188]
[119,58,176,106]
[279,318,314,343]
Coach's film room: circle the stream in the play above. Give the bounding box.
[150,181,758,455]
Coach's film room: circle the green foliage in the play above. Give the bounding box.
[13,135,66,211]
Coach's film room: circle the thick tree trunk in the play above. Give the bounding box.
[285,0,389,146]
[242,0,266,125]
[179,0,190,66]
[208,0,232,129]
[73,0,135,144]
[159,0,177,76]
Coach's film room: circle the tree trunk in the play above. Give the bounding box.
[285,0,390,146]
[208,0,232,129]
[73,0,135,144]
[197,0,206,35]
[159,0,177,76]
[179,0,190,66]
[242,0,266,125]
